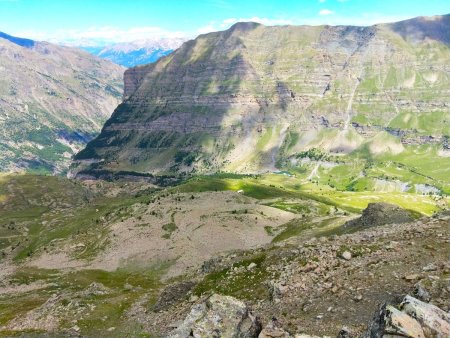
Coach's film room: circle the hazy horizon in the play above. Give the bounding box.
[1,0,449,46]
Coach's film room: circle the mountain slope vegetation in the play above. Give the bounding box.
[0,173,448,336]
[0,14,449,337]
[74,15,449,196]
[0,33,124,174]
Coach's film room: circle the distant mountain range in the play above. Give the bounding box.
[81,37,186,67]
[0,32,124,173]
[0,31,35,48]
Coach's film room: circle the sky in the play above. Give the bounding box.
[0,0,449,45]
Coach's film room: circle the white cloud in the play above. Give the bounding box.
[319,0,326,2]
[15,26,188,46]
[219,17,292,28]
[298,13,410,26]
[17,18,294,45]
[197,24,217,34]
[222,18,239,25]
[12,12,414,47]
[319,9,335,16]
[196,17,292,35]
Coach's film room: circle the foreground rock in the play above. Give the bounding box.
[167,294,262,338]
[168,294,449,338]
[148,214,449,336]
[400,296,450,337]
[366,295,450,338]
[345,203,415,228]
[258,318,290,338]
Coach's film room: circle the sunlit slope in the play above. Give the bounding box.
[74,15,449,189]
[0,36,124,174]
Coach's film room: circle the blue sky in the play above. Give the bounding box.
[1,0,449,44]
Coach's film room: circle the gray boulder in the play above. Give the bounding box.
[400,296,450,337]
[384,305,425,337]
[259,318,290,338]
[166,294,262,338]
[365,295,450,338]
[413,283,431,303]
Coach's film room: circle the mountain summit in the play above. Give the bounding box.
[74,15,450,183]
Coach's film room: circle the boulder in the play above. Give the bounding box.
[341,251,352,260]
[400,296,450,337]
[80,282,110,297]
[259,318,290,338]
[267,280,284,301]
[336,327,351,338]
[167,294,262,338]
[384,305,425,338]
[248,262,258,270]
[345,203,414,228]
[364,295,450,338]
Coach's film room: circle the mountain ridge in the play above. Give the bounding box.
[74,15,450,193]
[0,33,125,173]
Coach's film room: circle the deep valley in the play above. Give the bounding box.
[0,10,448,338]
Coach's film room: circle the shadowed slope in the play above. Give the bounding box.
[387,14,450,45]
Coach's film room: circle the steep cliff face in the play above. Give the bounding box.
[75,16,450,176]
[0,34,124,173]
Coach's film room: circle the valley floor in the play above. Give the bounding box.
[0,173,448,336]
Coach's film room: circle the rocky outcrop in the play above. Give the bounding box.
[167,294,262,338]
[258,318,291,338]
[154,281,196,312]
[167,293,449,338]
[123,64,153,99]
[365,295,450,337]
[344,203,415,228]
[168,293,450,338]
[401,296,450,337]
[148,213,449,337]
